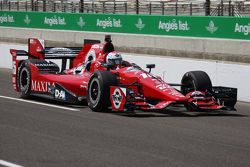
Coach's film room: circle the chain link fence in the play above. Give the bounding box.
[0,0,248,16]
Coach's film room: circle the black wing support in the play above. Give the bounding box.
[212,86,237,110]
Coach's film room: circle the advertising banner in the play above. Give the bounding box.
[1,11,250,40]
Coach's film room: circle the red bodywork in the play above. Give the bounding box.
[10,38,234,111]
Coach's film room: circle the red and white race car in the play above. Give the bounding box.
[10,35,237,112]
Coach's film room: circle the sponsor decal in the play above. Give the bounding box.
[31,80,55,92]
[44,15,66,26]
[135,18,145,30]
[48,47,72,54]
[24,15,31,25]
[12,61,16,75]
[235,23,250,35]
[35,63,58,67]
[55,89,66,100]
[0,14,14,23]
[112,88,123,109]
[96,17,122,29]
[159,19,190,32]
[77,16,86,28]
[155,83,185,97]
[125,66,139,72]
[206,20,218,34]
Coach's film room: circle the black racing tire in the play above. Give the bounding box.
[181,71,212,95]
[17,60,31,98]
[87,70,117,112]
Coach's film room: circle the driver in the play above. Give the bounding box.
[106,51,123,68]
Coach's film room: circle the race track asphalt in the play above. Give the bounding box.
[0,68,250,167]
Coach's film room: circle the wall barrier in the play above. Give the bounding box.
[1,11,250,40]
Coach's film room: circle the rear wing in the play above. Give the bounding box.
[10,38,103,70]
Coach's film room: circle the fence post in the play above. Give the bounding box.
[31,0,34,11]
[220,0,223,16]
[8,0,10,10]
[17,0,19,11]
[229,0,231,16]
[175,2,178,15]
[125,2,127,14]
[113,0,116,14]
[217,5,220,16]
[71,2,74,13]
[79,0,83,13]
[205,0,210,16]
[53,2,56,12]
[43,0,46,12]
[0,1,2,11]
[35,0,38,11]
[149,2,151,15]
[136,0,139,14]
[190,2,192,16]
[102,2,105,13]
[232,4,234,16]
[92,1,94,13]
[25,0,28,11]
[161,2,165,15]
[63,2,66,12]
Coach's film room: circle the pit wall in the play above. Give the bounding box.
[1,43,250,102]
[1,11,250,63]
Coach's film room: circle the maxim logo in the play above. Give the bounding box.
[31,80,55,92]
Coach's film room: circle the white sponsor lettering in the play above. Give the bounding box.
[159,19,189,32]
[96,17,122,29]
[31,80,55,92]
[44,16,66,26]
[0,14,15,23]
[235,23,250,35]
[55,89,66,100]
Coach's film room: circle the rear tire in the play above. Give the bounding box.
[87,71,117,112]
[17,61,31,98]
[181,71,212,95]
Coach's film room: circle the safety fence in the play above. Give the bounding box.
[0,0,248,16]
[0,11,250,40]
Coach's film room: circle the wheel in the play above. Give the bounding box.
[17,60,31,98]
[87,70,117,112]
[181,71,212,95]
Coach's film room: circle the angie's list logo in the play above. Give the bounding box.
[135,18,145,30]
[77,16,85,28]
[206,20,218,34]
[24,15,31,25]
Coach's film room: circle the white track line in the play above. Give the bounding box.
[0,160,24,167]
[0,95,79,111]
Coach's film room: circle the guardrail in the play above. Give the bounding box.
[0,0,247,16]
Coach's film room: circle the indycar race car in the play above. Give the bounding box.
[10,35,237,112]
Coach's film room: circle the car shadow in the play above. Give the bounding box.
[28,96,248,117]
[106,109,248,118]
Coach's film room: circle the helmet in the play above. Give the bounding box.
[106,52,122,66]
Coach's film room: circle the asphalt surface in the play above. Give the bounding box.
[0,68,250,167]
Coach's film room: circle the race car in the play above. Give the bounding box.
[10,35,237,112]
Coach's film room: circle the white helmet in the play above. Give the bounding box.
[106,51,122,65]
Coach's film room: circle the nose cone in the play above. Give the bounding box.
[140,77,187,102]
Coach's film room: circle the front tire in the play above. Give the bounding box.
[17,61,31,98]
[87,71,117,112]
[181,71,212,95]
